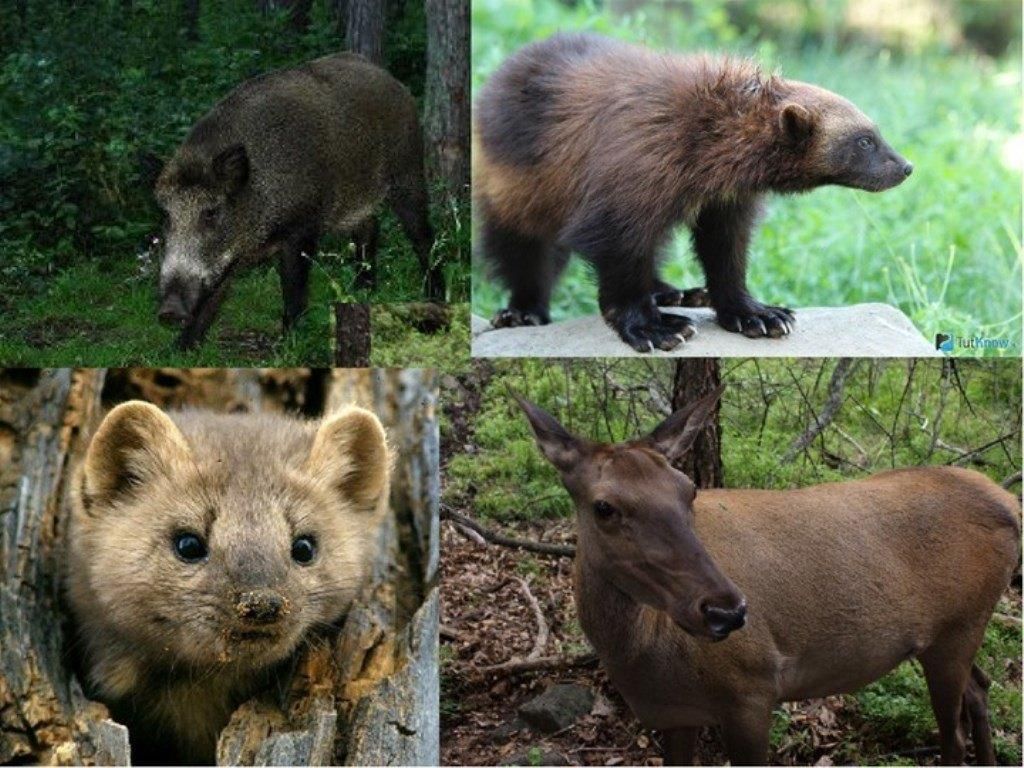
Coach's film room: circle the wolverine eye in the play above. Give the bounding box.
[857,136,875,150]
[173,532,207,563]
[593,500,618,521]
[291,535,317,565]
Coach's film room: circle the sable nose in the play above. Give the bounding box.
[701,601,747,638]
[236,591,286,625]
[902,162,913,177]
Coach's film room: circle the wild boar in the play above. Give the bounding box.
[153,52,442,349]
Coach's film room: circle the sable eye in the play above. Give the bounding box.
[593,500,617,521]
[857,137,875,150]
[291,535,317,565]
[173,532,207,563]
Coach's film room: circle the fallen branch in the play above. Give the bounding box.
[782,359,857,464]
[440,505,576,558]
[992,613,1022,629]
[516,577,549,662]
[478,653,598,677]
[1002,471,1022,490]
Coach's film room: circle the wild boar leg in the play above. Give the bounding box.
[277,231,317,330]
[175,279,231,350]
[352,216,380,292]
[388,179,442,300]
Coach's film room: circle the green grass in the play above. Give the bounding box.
[371,303,471,370]
[471,0,1022,356]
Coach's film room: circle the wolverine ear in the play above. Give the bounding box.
[212,144,249,195]
[646,384,726,464]
[779,103,814,143]
[308,407,390,510]
[510,389,582,474]
[82,401,190,511]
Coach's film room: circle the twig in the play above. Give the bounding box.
[782,359,857,464]
[516,577,549,662]
[941,432,1016,466]
[875,745,940,761]
[440,505,576,558]
[478,652,598,677]
[1001,471,1022,489]
[440,624,468,642]
[992,613,1022,629]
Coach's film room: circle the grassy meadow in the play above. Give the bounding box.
[470,0,1023,356]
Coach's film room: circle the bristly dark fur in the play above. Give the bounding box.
[474,32,910,351]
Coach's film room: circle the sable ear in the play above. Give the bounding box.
[308,407,390,510]
[510,390,582,473]
[212,144,249,195]
[82,401,190,511]
[779,103,814,142]
[647,384,726,464]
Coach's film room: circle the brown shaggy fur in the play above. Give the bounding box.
[474,34,913,352]
[66,402,390,764]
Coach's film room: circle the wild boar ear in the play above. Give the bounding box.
[307,407,390,511]
[779,103,814,143]
[510,389,582,474]
[646,384,726,464]
[81,401,190,512]
[212,144,249,195]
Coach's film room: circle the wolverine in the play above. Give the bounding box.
[473,34,913,352]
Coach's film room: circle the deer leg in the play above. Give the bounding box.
[662,727,699,766]
[919,633,983,765]
[961,663,996,765]
[720,705,772,766]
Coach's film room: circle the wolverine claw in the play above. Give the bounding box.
[492,307,549,328]
[717,301,795,339]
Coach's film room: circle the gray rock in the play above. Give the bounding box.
[472,304,939,358]
[517,683,595,733]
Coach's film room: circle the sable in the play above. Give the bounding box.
[474,34,913,352]
[66,403,390,763]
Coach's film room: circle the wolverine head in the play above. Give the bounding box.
[777,82,913,193]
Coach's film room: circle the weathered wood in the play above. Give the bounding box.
[1,367,439,766]
[335,303,372,367]
[424,0,470,198]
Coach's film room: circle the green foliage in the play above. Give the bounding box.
[371,303,471,369]
[0,0,469,364]
[471,0,1022,356]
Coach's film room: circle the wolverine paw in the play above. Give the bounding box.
[717,302,795,339]
[604,303,696,353]
[491,307,550,328]
[653,286,711,308]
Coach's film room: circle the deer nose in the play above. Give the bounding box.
[236,591,286,625]
[701,601,747,639]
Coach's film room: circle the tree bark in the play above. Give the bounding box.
[424,0,470,199]
[670,360,724,488]
[257,0,313,32]
[0,368,438,766]
[344,0,385,65]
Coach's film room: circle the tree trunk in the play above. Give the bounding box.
[424,0,470,199]
[0,368,438,766]
[670,359,724,488]
[344,0,385,65]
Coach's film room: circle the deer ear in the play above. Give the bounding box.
[82,401,190,511]
[779,103,814,142]
[212,144,249,195]
[510,390,582,473]
[308,407,390,510]
[647,384,726,464]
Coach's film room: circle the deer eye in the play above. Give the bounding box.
[593,500,618,521]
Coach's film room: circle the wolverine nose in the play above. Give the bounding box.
[701,600,747,639]
[236,591,286,624]
[902,162,913,177]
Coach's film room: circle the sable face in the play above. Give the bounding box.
[71,403,389,681]
[154,144,250,329]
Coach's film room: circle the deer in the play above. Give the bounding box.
[512,385,1020,766]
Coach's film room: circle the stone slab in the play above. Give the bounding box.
[472,303,939,358]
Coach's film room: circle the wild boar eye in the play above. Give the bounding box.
[593,500,618,521]
[173,532,208,563]
[291,535,317,565]
[200,206,221,225]
[857,136,875,150]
